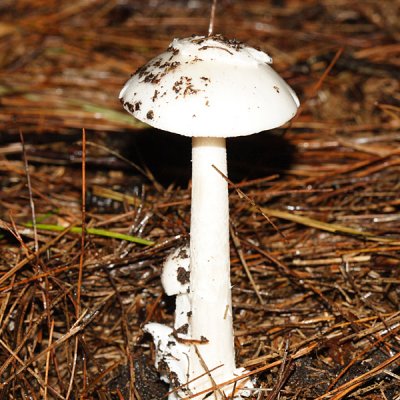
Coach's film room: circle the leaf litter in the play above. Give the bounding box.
[0,1,400,399]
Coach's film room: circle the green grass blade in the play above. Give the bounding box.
[23,223,154,246]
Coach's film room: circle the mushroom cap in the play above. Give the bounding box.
[119,35,299,137]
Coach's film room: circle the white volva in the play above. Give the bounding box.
[119,35,299,399]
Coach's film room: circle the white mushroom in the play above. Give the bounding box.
[120,35,299,399]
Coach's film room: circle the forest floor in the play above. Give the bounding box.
[0,1,400,399]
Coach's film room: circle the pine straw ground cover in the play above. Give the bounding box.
[1,0,400,399]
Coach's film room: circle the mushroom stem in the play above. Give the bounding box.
[189,136,235,396]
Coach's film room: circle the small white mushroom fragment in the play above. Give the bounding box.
[143,323,190,400]
[161,246,191,338]
[120,35,299,399]
[145,247,191,398]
